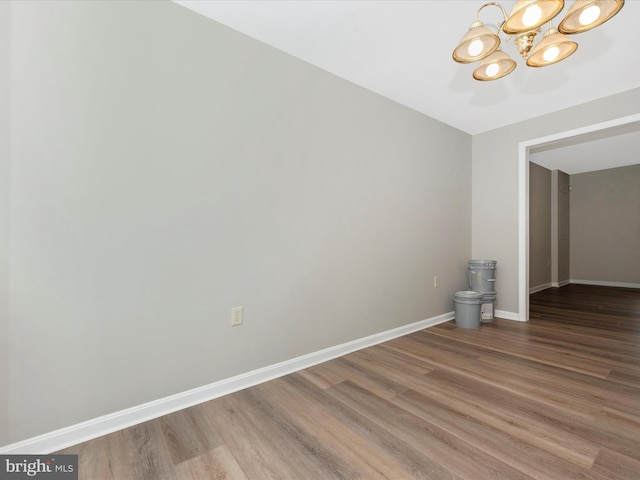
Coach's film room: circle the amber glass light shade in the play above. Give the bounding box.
[558,0,624,34]
[473,50,517,80]
[503,0,565,34]
[526,27,578,66]
[453,20,501,63]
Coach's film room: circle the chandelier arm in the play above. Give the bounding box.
[476,2,509,24]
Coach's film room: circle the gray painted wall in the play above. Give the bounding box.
[570,164,640,284]
[3,1,471,445]
[0,0,10,446]
[529,163,551,290]
[472,87,640,314]
[555,171,570,284]
[550,170,570,287]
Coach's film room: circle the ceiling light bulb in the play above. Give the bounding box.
[543,46,560,61]
[468,39,484,57]
[579,5,601,25]
[485,63,500,77]
[522,4,543,27]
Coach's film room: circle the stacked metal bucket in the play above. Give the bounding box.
[453,260,497,329]
[469,259,497,323]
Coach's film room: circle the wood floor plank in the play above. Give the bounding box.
[329,355,410,399]
[57,430,131,480]
[294,359,350,390]
[202,388,349,480]
[158,405,224,465]
[393,388,611,480]
[385,333,606,422]
[174,445,249,480]
[346,343,435,380]
[423,325,614,378]
[406,368,601,469]
[607,365,640,388]
[327,380,536,480]
[126,420,178,480]
[476,351,640,416]
[287,372,467,480]
[590,406,640,461]
[592,448,640,480]
[55,284,640,480]
[260,374,424,480]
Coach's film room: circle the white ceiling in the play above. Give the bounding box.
[174,0,640,173]
[529,120,640,174]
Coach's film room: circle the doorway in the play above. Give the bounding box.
[518,113,640,321]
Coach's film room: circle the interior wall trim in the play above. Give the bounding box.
[529,283,552,294]
[570,279,640,289]
[496,310,521,321]
[0,311,455,455]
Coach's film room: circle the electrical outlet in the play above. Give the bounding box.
[434,276,439,288]
[231,306,243,326]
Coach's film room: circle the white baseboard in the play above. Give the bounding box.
[496,310,523,321]
[0,311,454,455]
[529,283,552,294]
[570,279,640,289]
[530,280,573,293]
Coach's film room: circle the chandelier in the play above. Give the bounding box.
[452,0,625,81]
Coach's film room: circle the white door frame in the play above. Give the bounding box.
[518,112,640,321]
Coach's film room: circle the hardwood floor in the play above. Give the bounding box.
[57,284,640,479]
